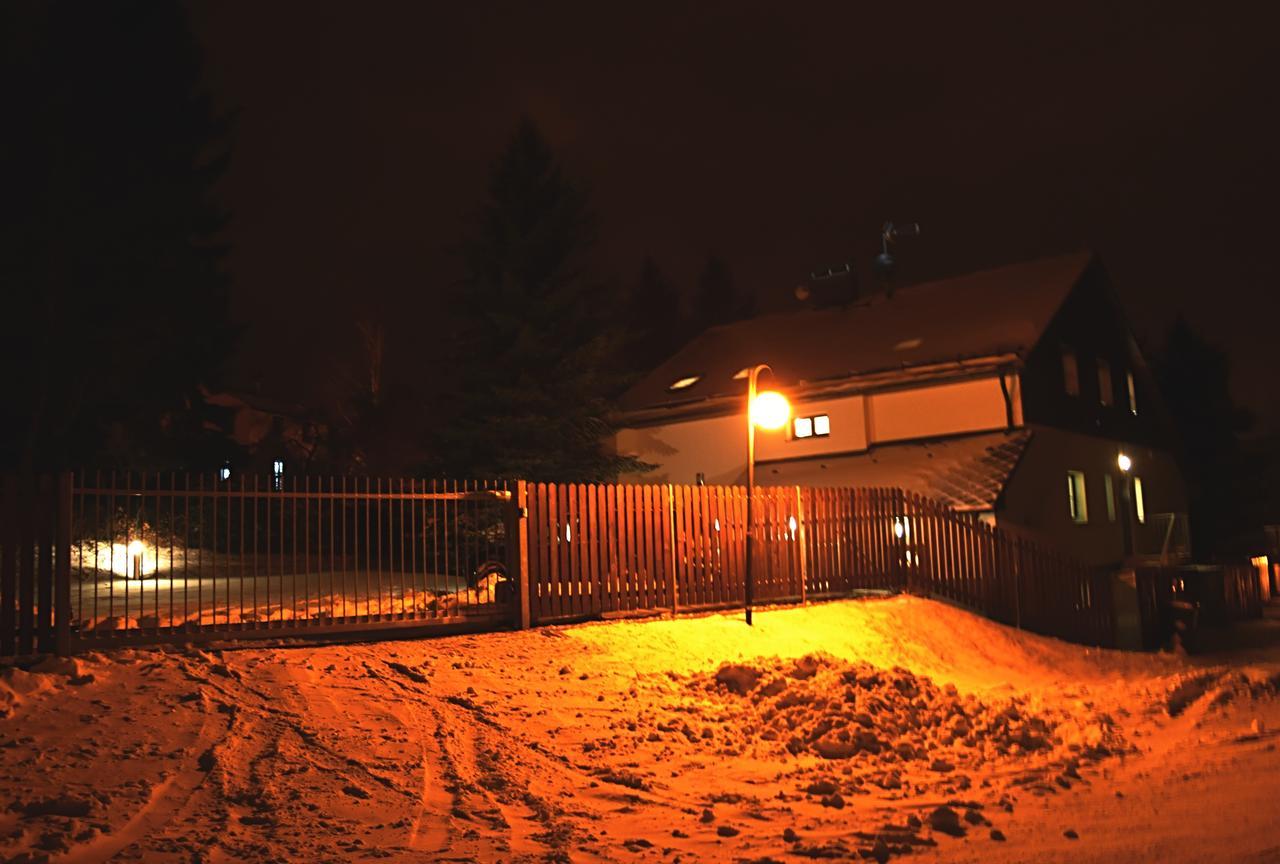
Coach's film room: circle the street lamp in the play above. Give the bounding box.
[1117,452,1134,559]
[745,364,790,626]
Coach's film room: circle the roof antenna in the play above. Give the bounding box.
[796,261,856,306]
[874,221,920,297]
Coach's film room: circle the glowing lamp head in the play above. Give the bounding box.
[1117,453,1132,473]
[750,390,790,430]
[127,540,145,558]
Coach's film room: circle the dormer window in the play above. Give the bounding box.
[1097,359,1114,406]
[1062,350,1080,397]
[668,375,700,392]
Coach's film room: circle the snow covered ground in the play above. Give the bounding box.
[2,596,1279,863]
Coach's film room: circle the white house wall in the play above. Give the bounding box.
[866,377,1014,444]
[617,374,1020,485]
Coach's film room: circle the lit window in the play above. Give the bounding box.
[1067,470,1088,523]
[791,414,830,440]
[273,459,285,491]
[1104,474,1116,522]
[1098,360,1113,406]
[1134,476,1146,524]
[668,375,700,391]
[1062,351,1079,396]
[1126,372,1138,415]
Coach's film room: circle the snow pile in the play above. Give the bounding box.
[687,653,1126,772]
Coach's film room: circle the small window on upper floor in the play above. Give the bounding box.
[1062,351,1080,397]
[1134,476,1146,524]
[1104,474,1116,522]
[1067,470,1088,523]
[1126,371,1138,415]
[1098,359,1114,406]
[792,413,830,440]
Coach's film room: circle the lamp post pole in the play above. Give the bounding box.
[745,364,768,626]
[1118,453,1134,560]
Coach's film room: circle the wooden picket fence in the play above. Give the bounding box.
[3,474,1123,656]
[1131,562,1265,648]
[519,482,1117,647]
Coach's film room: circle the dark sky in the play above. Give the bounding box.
[189,2,1279,429]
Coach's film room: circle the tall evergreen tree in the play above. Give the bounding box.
[1,1,236,470]
[1153,316,1261,557]
[691,254,754,335]
[625,256,685,369]
[428,120,645,481]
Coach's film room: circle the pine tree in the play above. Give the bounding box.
[428,120,646,481]
[1154,317,1260,556]
[691,254,754,335]
[1,1,236,470]
[625,256,685,369]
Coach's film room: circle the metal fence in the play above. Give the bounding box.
[3,472,1232,656]
[60,473,514,648]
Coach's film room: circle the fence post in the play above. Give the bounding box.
[1,477,14,657]
[1013,537,1024,630]
[666,485,679,615]
[893,488,907,593]
[509,480,531,629]
[55,473,72,656]
[794,486,808,604]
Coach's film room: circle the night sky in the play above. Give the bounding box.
[189,3,1278,429]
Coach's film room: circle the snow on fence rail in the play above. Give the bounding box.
[4,473,1126,655]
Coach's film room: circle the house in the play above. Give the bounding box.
[201,388,326,480]
[613,252,1190,566]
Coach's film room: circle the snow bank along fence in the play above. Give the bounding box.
[5,472,1229,656]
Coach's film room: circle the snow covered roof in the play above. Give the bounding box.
[621,252,1095,413]
[753,428,1032,511]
